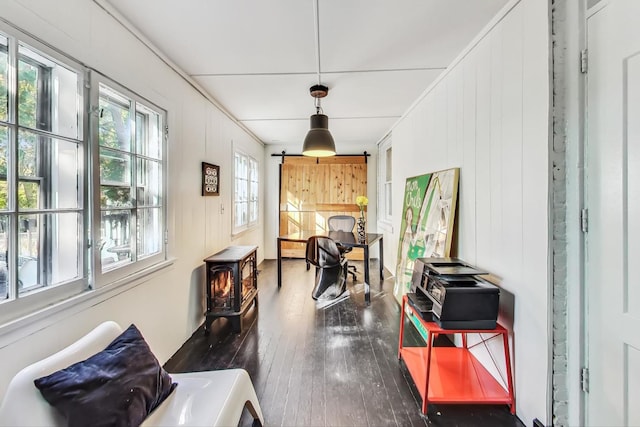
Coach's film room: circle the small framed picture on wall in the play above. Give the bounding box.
[202,162,220,196]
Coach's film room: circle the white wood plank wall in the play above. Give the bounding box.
[389,0,550,424]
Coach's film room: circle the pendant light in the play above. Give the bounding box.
[302,84,336,157]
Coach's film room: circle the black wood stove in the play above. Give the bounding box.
[203,245,258,333]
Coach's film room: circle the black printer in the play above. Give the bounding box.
[409,257,500,330]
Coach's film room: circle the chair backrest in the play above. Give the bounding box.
[327,215,356,232]
[0,321,123,427]
[305,236,342,268]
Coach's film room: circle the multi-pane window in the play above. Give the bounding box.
[378,136,393,223]
[0,22,167,321]
[95,81,165,279]
[233,151,258,231]
[0,30,86,318]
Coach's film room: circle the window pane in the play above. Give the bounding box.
[249,158,258,224]
[17,56,38,130]
[99,85,132,152]
[18,45,80,139]
[136,104,161,160]
[235,202,244,228]
[100,148,132,208]
[0,214,7,300]
[385,147,392,181]
[17,130,80,210]
[17,212,81,294]
[233,153,258,230]
[385,183,392,217]
[234,172,241,203]
[18,181,39,210]
[18,131,40,210]
[137,158,161,207]
[250,200,258,223]
[0,125,8,210]
[0,181,6,211]
[100,210,132,269]
[0,35,7,123]
[18,129,37,178]
[137,208,161,258]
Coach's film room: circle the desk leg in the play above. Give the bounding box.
[379,236,384,280]
[277,238,282,289]
[364,244,371,305]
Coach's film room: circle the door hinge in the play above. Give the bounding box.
[580,49,588,73]
[164,125,169,139]
[581,208,588,232]
[581,367,589,392]
[164,230,169,245]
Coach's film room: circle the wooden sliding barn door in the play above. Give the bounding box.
[279,156,367,259]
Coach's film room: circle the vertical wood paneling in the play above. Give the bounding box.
[390,1,550,423]
[522,0,551,292]
[298,165,307,205]
[424,94,437,162]
[329,165,339,202]
[446,77,457,164]
[344,165,353,203]
[519,0,550,422]
[460,52,478,263]
[475,37,493,268]
[434,84,448,163]
[308,164,317,203]
[322,164,331,204]
[500,5,524,279]
[489,23,504,275]
[454,67,465,163]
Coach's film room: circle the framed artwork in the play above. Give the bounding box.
[202,162,220,196]
[394,167,460,302]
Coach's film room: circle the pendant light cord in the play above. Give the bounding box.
[313,0,321,85]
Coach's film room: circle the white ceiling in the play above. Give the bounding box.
[104,0,508,151]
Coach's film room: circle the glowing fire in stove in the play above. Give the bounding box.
[210,263,256,311]
[212,270,233,308]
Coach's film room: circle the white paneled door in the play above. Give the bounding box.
[586,0,640,425]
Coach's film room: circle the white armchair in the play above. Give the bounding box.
[0,321,264,427]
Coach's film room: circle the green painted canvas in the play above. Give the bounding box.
[394,168,460,302]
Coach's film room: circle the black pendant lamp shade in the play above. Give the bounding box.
[302,84,336,157]
[302,113,336,157]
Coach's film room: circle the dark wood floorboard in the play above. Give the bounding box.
[165,259,525,427]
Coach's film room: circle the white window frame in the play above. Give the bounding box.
[89,73,167,289]
[233,150,259,234]
[377,135,393,226]
[0,20,171,330]
[0,24,88,323]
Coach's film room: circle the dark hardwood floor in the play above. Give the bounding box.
[165,259,525,427]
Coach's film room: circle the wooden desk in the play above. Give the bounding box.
[277,231,384,304]
[398,295,515,415]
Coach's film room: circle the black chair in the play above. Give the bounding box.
[327,215,358,280]
[306,236,350,300]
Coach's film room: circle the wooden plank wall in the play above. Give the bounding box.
[279,156,367,258]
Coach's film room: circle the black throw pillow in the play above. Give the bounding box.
[34,324,177,427]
